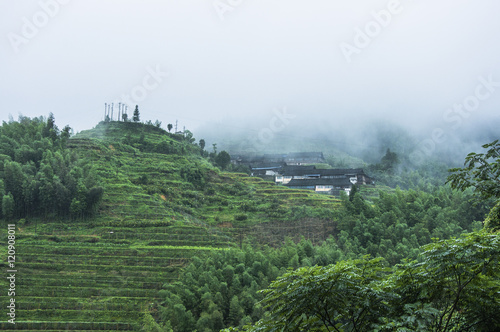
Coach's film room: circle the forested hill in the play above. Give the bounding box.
[3,115,361,230]
[0,115,498,331]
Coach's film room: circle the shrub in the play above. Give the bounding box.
[234,214,248,222]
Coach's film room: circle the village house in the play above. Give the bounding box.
[275,165,318,184]
[284,177,353,196]
[318,168,374,185]
[249,164,283,177]
[230,152,374,196]
[276,165,374,196]
[275,166,374,185]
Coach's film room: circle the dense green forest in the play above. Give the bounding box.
[241,231,500,331]
[0,115,103,220]
[0,115,498,331]
[148,184,493,331]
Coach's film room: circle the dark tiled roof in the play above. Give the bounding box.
[281,165,317,175]
[285,177,352,187]
[318,168,366,176]
[281,167,367,177]
[251,164,283,170]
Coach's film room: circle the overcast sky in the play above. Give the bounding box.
[1,0,499,140]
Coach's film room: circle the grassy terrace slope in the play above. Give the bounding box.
[0,121,344,330]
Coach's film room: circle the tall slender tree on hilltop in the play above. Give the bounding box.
[133,105,140,122]
[43,113,59,140]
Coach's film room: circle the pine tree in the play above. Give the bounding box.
[133,105,140,122]
[61,125,72,141]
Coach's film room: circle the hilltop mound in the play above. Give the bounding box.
[71,121,342,228]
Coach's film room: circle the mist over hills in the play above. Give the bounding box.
[196,114,500,168]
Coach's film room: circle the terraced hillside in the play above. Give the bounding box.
[0,223,231,330]
[0,121,346,330]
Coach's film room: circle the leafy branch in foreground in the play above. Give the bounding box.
[387,231,500,331]
[447,139,500,231]
[447,139,500,201]
[254,257,393,332]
